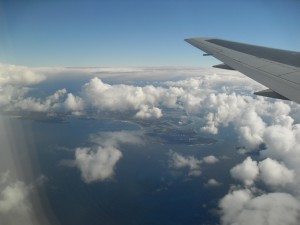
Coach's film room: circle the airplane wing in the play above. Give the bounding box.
[185,37,300,104]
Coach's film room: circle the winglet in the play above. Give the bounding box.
[254,89,289,100]
[213,64,235,70]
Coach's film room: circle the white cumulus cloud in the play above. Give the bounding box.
[168,151,202,177]
[0,171,32,217]
[64,93,85,113]
[73,131,143,183]
[258,158,295,188]
[202,155,219,164]
[206,179,221,187]
[230,157,259,186]
[220,189,300,225]
[0,181,30,214]
[135,105,162,119]
[75,146,122,183]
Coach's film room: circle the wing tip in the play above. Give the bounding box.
[184,37,214,43]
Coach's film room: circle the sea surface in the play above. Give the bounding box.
[14,117,246,225]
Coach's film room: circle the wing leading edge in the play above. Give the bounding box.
[185,37,300,104]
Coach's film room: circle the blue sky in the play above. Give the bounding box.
[0,0,299,67]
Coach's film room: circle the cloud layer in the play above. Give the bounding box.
[0,64,264,122]
[0,64,45,86]
[3,64,300,224]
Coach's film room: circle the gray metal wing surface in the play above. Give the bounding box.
[185,37,300,104]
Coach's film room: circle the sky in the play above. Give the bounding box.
[0,0,300,67]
